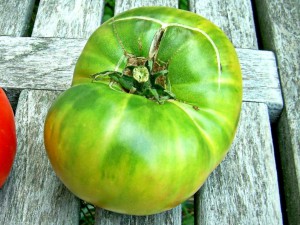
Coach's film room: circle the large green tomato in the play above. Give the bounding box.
[44,7,242,215]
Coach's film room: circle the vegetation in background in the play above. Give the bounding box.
[80,201,96,225]
[179,0,189,10]
[102,0,115,22]
[27,0,40,36]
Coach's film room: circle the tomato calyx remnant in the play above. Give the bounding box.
[91,58,175,104]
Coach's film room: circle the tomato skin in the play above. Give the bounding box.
[0,88,17,188]
[45,83,216,215]
[44,7,242,215]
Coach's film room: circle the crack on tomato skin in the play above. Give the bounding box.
[138,36,143,55]
[149,27,166,61]
[112,16,223,91]
[111,17,127,56]
[91,16,225,104]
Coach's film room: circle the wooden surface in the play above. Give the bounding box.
[0,0,291,224]
[32,0,104,38]
[191,1,283,224]
[0,37,282,122]
[0,0,98,223]
[0,0,35,36]
[0,90,79,224]
[254,0,300,224]
[0,0,36,110]
[195,103,282,225]
[189,0,258,49]
[115,0,177,14]
[95,206,181,225]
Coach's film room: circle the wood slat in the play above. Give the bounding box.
[0,0,36,110]
[0,0,106,223]
[0,1,286,225]
[95,206,181,225]
[0,36,282,122]
[195,102,283,225]
[32,0,104,38]
[189,0,258,49]
[0,0,35,36]
[0,90,80,224]
[254,0,300,224]
[115,0,177,15]
[191,1,283,224]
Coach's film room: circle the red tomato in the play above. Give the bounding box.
[0,88,17,188]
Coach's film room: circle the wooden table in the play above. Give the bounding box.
[0,0,298,224]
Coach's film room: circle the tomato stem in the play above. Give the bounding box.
[91,58,175,104]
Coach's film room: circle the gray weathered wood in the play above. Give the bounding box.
[0,36,282,122]
[254,0,300,224]
[0,0,106,223]
[0,0,35,36]
[192,1,283,224]
[32,0,104,38]
[0,1,287,224]
[95,206,181,225]
[0,90,80,224]
[195,102,283,225]
[115,0,178,15]
[0,37,84,90]
[0,0,35,110]
[237,49,282,122]
[189,0,258,49]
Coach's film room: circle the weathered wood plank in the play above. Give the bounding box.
[0,0,106,223]
[195,102,283,225]
[0,37,83,90]
[254,0,300,224]
[95,206,181,225]
[115,0,178,15]
[192,1,283,224]
[189,0,258,49]
[0,0,35,36]
[237,49,282,122]
[0,36,282,122]
[32,0,104,38]
[0,0,35,110]
[0,90,80,224]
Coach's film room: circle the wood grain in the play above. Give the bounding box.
[191,1,283,224]
[115,0,177,15]
[189,0,258,49]
[0,0,106,223]
[0,90,80,224]
[95,206,181,225]
[0,0,36,110]
[195,102,283,225]
[0,36,282,122]
[32,0,104,38]
[0,0,35,36]
[0,0,287,224]
[254,0,300,223]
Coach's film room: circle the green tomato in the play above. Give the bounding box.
[44,6,242,215]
